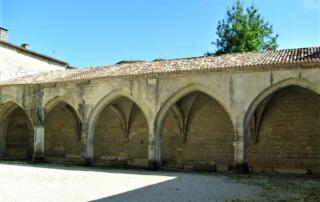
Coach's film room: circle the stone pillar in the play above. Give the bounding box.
[0,124,6,158]
[33,88,45,161]
[33,124,44,161]
[148,121,161,170]
[233,119,249,173]
[82,123,93,165]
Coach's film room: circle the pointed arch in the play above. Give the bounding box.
[155,84,235,138]
[244,78,320,173]
[88,90,148,131]
[87,90,148,155]
[43,96,81,122]
[0,101,32,122]
[43,97,82,162]
[0,101,34,160]
[244,78,319,134]
[155,84,236,170]
[87,90,149,167]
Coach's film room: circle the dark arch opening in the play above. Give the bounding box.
[93,96,149,167]
[44,102,82,162]
[0,102,34,160]
[248,86,320,174]
[160,91,235,171]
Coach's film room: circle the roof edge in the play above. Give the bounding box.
[1,60,318,87]
[0,40,69,66]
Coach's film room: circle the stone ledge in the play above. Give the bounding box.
[274,168,309,175]
[128,158,148,167]
[193,161,217,172]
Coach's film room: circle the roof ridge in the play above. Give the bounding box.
[82,46,320,69]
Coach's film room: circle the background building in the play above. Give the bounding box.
[0,27,70,81]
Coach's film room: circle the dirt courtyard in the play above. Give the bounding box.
[0,162,319,202]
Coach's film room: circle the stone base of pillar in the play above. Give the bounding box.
[234,162,250,174]
[83,157,94,166]
[33,126,45,162]
[32,153,44,162]
[147,142,161,170]
[147,160,160,170]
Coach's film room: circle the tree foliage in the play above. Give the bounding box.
[209,0,278,55]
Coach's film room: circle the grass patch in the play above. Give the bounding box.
[224,175,320,201]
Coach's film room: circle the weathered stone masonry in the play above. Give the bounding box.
[0,47,319,174]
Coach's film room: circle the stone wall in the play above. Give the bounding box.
[45,102,82,162]
[248,87,320,174]
[0,65,319,174]
[5,107,33,159]
[94,97,149,167]
[161,92,234,171]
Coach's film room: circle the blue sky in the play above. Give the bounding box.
[1,0,319,67]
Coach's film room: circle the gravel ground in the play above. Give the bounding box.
[0,162,319,202]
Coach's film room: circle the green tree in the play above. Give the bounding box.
[209,0,278,55]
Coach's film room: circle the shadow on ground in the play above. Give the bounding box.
[0,160,258,201]
[90,174,258,202]
[1,161,320,202]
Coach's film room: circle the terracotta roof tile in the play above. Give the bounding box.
[1,47,319,85]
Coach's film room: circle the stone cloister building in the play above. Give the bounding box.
[0,44,319,174]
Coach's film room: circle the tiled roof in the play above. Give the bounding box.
[1,47,319,85]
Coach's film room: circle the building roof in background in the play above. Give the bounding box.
[0,40,71,67]
[1,46,319,85]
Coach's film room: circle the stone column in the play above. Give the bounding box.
[148,120,161,170]
[82,123,93,165]
[33,124,44,161]
[0,124,7,158]
[33,88,45,161]
[229,75,249,173]
[233,119,249,173]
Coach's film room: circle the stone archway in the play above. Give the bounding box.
[0,102,34,160]
[246,86,320,174]
[93,96,149,167]
[160,91,235,171]
[44,101,82,162]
